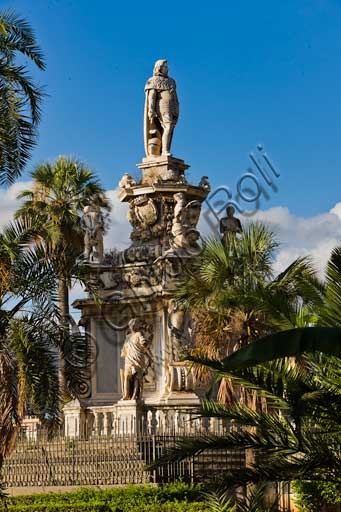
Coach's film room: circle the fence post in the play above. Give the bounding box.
[152,434,156,483]
[72,440,75,485]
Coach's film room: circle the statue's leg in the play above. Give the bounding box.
[84,234,90,259]
[131,375,140,400]
[161,122,174,156]
[123,374,129,399]
[97,235,104,260]
[124,371,133,400]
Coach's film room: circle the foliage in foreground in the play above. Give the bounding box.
[0,9,45,185]
[0,218,90,491]
[151,244,341,508]
[0,484,209,511]
[0,482,284,512]
[178,226,324,403]
[293,480,341,512]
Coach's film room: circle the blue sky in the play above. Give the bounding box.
[4,0,341,217]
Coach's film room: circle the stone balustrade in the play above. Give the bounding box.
[64,400,231,438]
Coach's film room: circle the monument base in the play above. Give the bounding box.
[113,399,147,434]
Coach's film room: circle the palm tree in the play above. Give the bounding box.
[0,9,45,185]
[0,219,89,491]
[204,483,278,511]
[178,224,324,403]
[150,339,341,502]
[15,156,111,322]
[150,248,341,507]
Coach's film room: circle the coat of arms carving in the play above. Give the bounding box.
[134,195,158,227]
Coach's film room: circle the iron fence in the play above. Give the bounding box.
[1,426,245,487]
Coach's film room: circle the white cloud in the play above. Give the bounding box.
[104,189,130,250]
[0,181,33,228]
[249,206,341,275]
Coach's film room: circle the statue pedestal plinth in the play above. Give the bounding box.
[63,399,87,438]
[164,362,202,406]
[113,399,147,434]
[137,156,189,185]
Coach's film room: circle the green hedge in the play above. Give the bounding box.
[293,480,341,511]
[2,504,207,512]
[0,483,210,512]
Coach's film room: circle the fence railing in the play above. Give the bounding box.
[1,426,245,488]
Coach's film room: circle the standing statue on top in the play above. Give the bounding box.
[220,205,243,244]
[144,59,179,158]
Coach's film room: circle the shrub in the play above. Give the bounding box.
[0,483,210,512]
[293,480,341,511]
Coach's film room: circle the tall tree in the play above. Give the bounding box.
[0,9,45,185]
[15,156,111,321]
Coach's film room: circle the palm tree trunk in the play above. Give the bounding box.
[58,276,69,394]
[58,276,69,322]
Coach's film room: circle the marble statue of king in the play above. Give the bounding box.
[144,59,179,157]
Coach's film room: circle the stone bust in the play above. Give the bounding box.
[220,205,243,243]
[144,59,179,158]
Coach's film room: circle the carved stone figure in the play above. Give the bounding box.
[144,59,179,157]
[119,173,136,190]
[170,193,201,252]
[220,205,243,243]
[198,176,211,192]
[121,318,153,400]
[167,300,192,361]
[81,205,105,262]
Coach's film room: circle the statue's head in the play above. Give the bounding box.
[153,59,168,77]
[128,318,143,333]
[174,192,185,203]
[83,205,92,214]
[226,205,235,217]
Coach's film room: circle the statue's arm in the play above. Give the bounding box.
[174,93,179,119]
[219,219,224,234]
[148,89,157,120]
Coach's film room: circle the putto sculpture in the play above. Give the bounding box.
[81,205,105,262]
[220,205,243,244]
[121,318,154,401]
[170,193,201,252]
[144,59,179,158]
[119,173,136,190]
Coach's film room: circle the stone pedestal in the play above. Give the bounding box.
[63,399,87,438]
[113,399,147,434]
[137,155,189,185]
[166,362,196,393]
